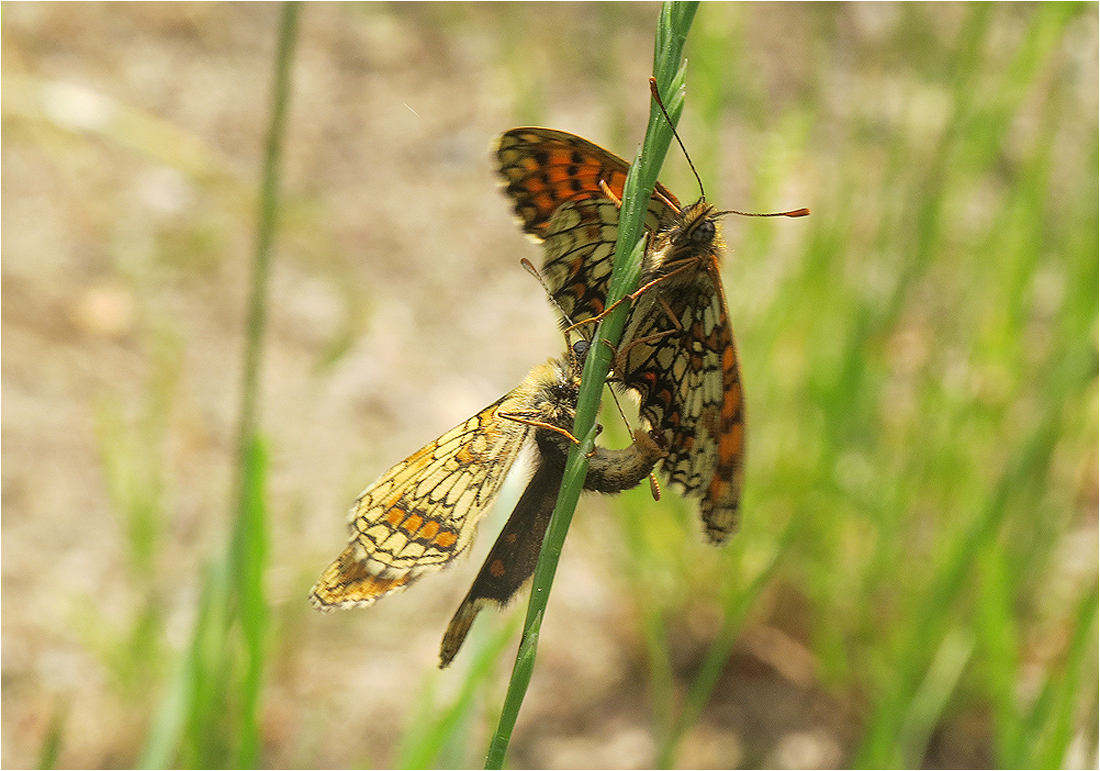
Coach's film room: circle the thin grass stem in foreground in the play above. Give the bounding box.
[138,4,299,766]
[483,3,698,767]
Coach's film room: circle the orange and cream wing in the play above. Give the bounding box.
[497,128,678,323]
[310,392,532,610]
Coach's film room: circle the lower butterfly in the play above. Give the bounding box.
[497,126,807,544]
[310,339,666,666]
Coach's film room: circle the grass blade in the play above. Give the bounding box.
[483,3,698,767]
[138,4,298,765]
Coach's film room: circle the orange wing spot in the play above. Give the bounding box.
[599,169,621,197]
[402,513,424,535]
[722,344,736,374]
[419,519,440,540]
[708,476,730,501]
[722,387,743,421]
[360,573,411,597]
[545,146,575,165]
[539,186,563,205]
[385,507,406,527]
[489,559,506,578]
[434,529,458,549]
[525,176,548,195]
[718,423,744,465]
[545,164,573,186]
[311,546,414,608]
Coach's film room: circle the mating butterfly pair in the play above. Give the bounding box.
[312,124,794,665]
[311,337,665,667]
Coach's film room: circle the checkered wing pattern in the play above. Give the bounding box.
[498,128,678,321]
[623,201,744,542]
[310,389,535,610]
[496,128,745,542]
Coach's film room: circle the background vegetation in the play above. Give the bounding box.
[3,3,1095,768]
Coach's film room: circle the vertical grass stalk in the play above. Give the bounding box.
[483,3,698,768]
[139,4,298,766]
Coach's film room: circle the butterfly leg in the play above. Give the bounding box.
[499,411,611,459]
[598,178,621,207]
[498,412,581,447]
[562,250,697,338]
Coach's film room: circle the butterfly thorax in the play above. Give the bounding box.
[534,362,580,431]
[507,355,582,441]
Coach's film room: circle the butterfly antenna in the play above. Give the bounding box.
[649,77,706,200]
[649,472,662,502]
[649,78,811,219]
[520,258,586,335]
[718,207,811,218]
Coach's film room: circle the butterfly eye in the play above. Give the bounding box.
[691,218,715,245]
[571,340,591,360]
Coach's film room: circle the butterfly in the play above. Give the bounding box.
[310,339,666,664]
[497,127,805,543]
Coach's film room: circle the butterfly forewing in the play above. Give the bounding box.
[310,391,533,610]
[312,339,667,612]
[498,128,680,240]
[313,335,668,668]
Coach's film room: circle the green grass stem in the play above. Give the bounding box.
[483,3,698,767]
[138,4,298,766]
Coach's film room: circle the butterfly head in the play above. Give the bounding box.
[650,199,725,277]
[676,200,720,248]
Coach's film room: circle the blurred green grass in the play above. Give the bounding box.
[600,3,1098,768]
[4,3,1095,769]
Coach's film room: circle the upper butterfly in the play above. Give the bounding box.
[497,127,785,544]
